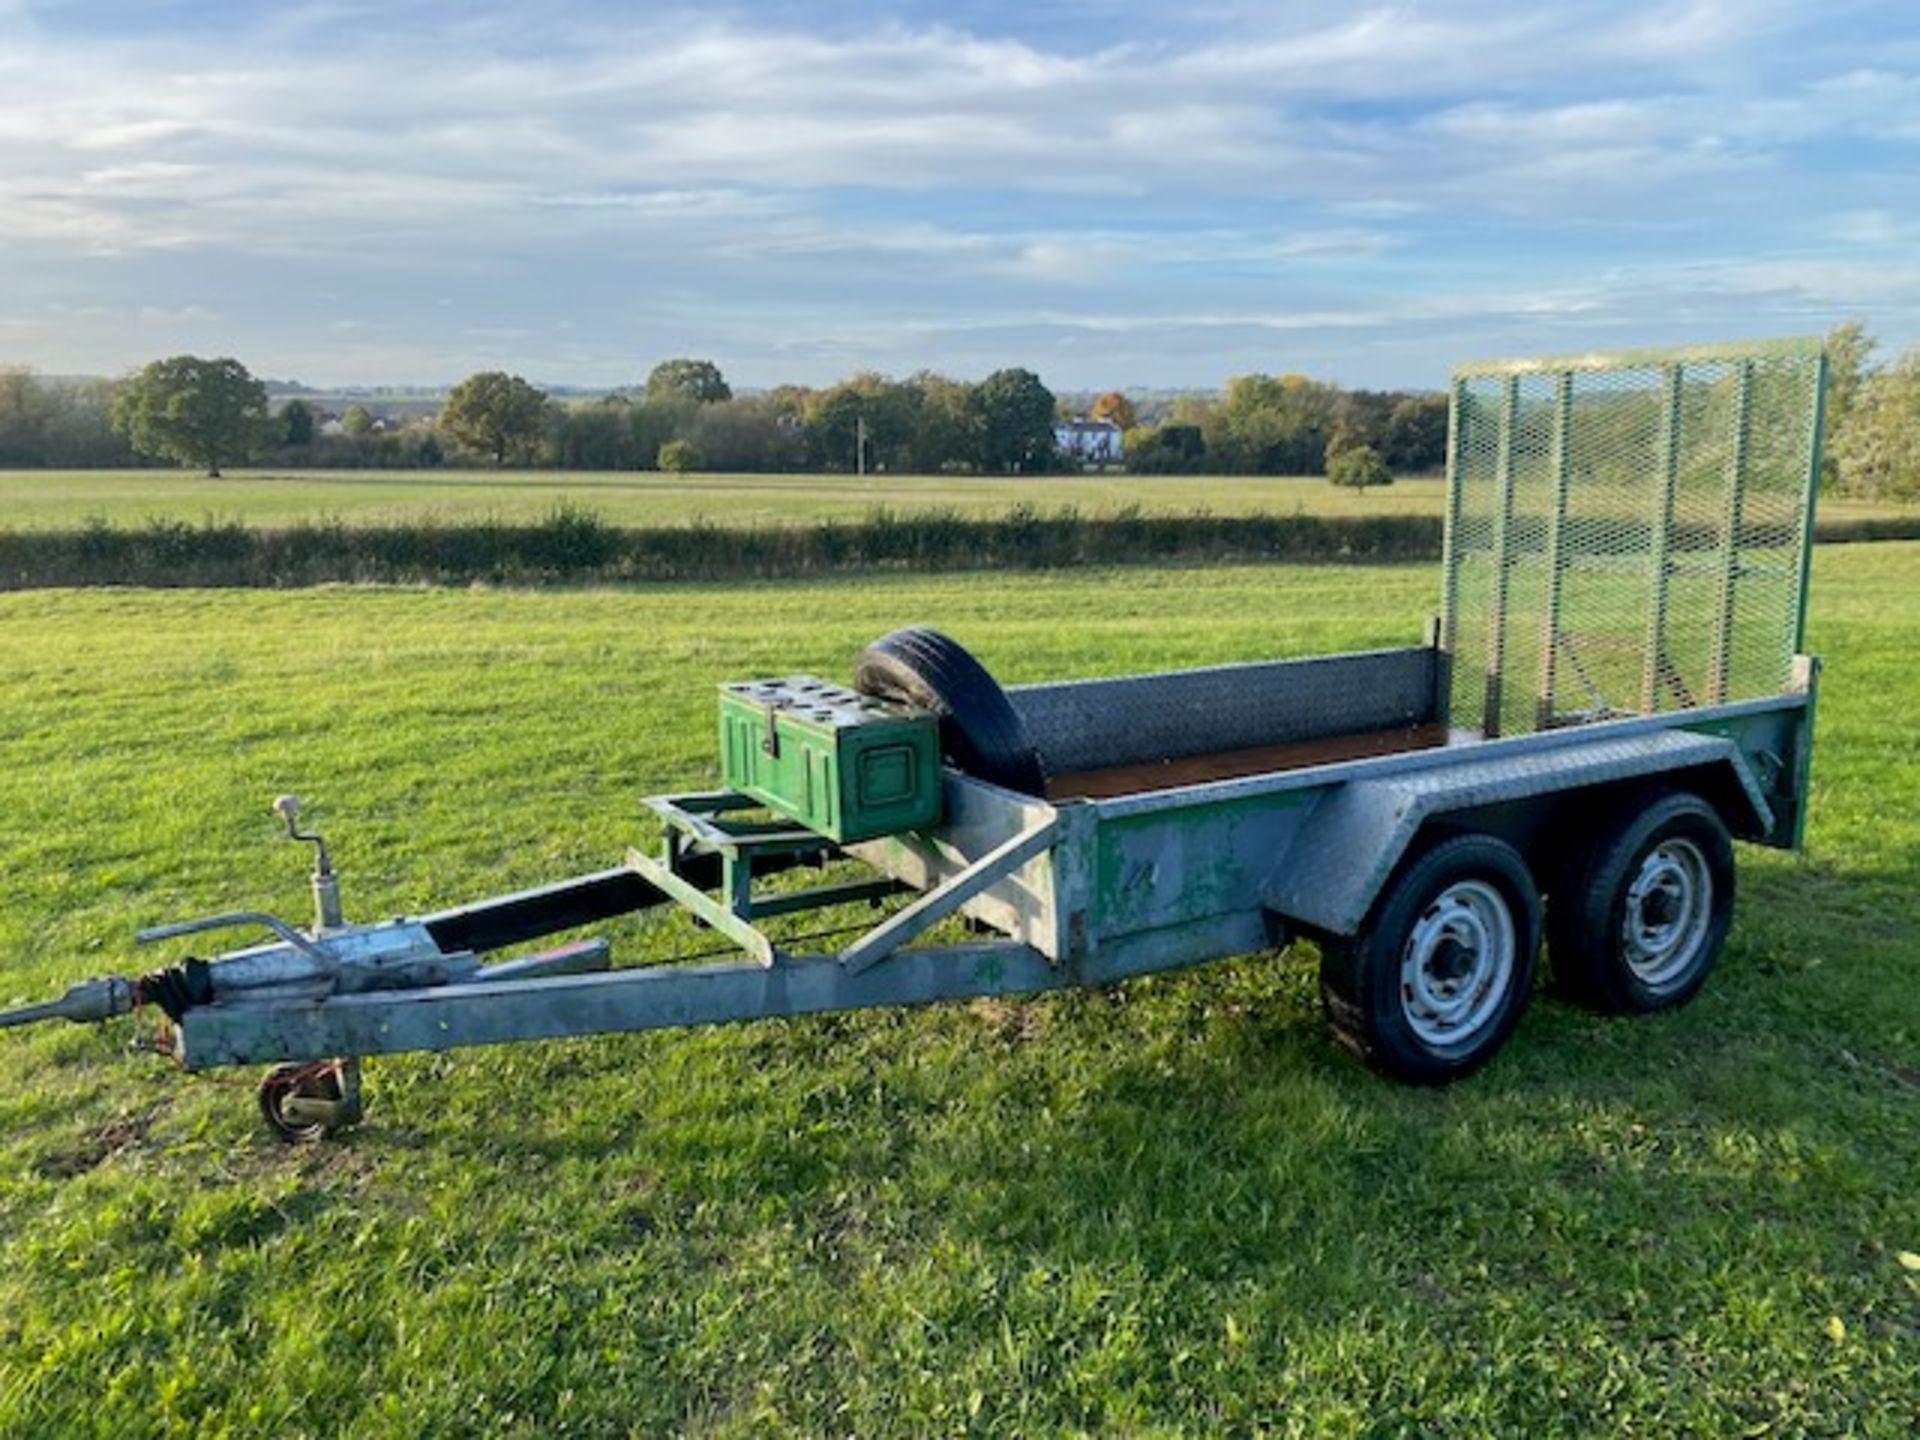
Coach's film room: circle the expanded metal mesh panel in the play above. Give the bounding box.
[1442,340,1824,737]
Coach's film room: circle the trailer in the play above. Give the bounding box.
[2,338,1830,1140]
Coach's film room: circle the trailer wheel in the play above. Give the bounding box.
[258,1058,363,1143]
[854,627,1047,795]
[1548,791,1734,1013]
[1319,833,1540,1084]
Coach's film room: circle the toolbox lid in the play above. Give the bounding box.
[720,675,926,730]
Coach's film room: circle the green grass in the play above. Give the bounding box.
[0,549,1915,1435]
[0,468,1450,530]
[6,466,1911,536]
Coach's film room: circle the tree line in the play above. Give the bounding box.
[2,321,1910,494]
[0,358,1072,478]
[0,354,1437,484]
[1119,374,1444,481]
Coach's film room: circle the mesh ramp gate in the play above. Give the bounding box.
[1441,338,1826,738]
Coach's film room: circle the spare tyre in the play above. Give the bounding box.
[854,627,1047,795]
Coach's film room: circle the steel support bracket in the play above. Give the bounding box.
[838,817,1058,974]
[627,848,781,967]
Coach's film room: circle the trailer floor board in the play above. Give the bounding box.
[1046,722,1459,800]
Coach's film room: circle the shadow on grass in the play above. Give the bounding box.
[210,839,1917,1381]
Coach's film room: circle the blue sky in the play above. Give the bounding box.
[1,0,1916,390]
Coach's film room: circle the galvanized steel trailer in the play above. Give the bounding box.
[2,338,1830,1137]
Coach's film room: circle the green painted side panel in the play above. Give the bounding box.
[1093,790,1309,937]
[718,678,941,843]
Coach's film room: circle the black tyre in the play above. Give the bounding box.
[854,627,1047,795]
[1320,832,1541,1084]
[1548,791,1734,1014]
[257,1059,361,1143]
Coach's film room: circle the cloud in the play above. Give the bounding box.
[1683,257,1920,309]
[0,4,1879,245]
[1829,209,1908,245]
[529,188,786,216]
[1271,229,1398,260]
[1804,67,1920,139]
[0,1,1913,385]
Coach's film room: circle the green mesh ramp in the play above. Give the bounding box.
[1441,338,1827,738]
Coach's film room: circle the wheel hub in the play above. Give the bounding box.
[1642,888,1678,927]
[1400,879,1516,1052]
[1431,937,1473,984]
[1621,838,1712,990]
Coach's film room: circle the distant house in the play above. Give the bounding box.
[1053,417,1123,464]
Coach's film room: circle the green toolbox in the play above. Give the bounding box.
[718,677,942,843]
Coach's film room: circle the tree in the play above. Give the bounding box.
[1124,423,1206,474]
[808,372,920,471]
[631,394,694,470]
[1332,389,1396,455]
[688,398,800,472]
[0,368,51,465]
[765,383,815,421]
[1088,390,1137,430]
[976,367,1057,472]
[1382,393,1448,473]
[110,355,272,476]
[657,438,701,472]
[1219,373,1338,474]
[1328,443,1394,490]
[340,404,373,438]
[281,399,315,447]
[37,377,133,466]
[646,358,732,405]
[438,371,550,464]
[1829,348,1920,500]
[550,399,641,469]
[905,371,982,471]
[1822,320,1876,490]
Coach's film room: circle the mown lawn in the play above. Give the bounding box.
[5,467,1912,537]
[5,467,1454,530]
[0,549,1914,1436]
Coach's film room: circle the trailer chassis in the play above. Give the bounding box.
[0,336,1831,1134]
[138,665,1809,1079]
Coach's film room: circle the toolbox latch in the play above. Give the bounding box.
[762,701,783,758]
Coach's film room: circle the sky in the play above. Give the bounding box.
[0,0,1917,392]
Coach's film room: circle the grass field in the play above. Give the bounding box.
[0,466,1459,530]
[0,549,1915,1435]
[5,467,1913,536]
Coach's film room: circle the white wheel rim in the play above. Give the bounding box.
[1621,837,1712,991]
[1399,879,1516,1052]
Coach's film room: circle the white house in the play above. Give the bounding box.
[1053,417,1124,464]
